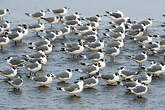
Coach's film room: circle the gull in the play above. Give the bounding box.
[131,73,152,85]
[29,44,53,55]
[146,62,165,77]
[75,63,99,76]
[85,40,104,51]
[126,28,144,38]
[64,12,81,21]
[118,66,139,80]
[83,72,101,88]
[101,72,120,85]
[25,60,42,76]
[0,9,10,20]
[0,34,10,50]
[81,50,104,62]
[57,77,84,96]
[130,84,148,98]
[103,32,125,41]
[107,40,124,48]
[41,16,60,28]
[75,24,93,34]
[30,74,54,86]
[104,10,124,20]
[138,18,152,29]
[0,67,17,80]
[109,17,131,26]
[106,23,125,33]
[5,56,25,67]
[64,18,81,28]
[75,29,97,39]
[8,75,23,89]
[25,10,46,23]
[61,39,84,56]
[128,51,147,67]
[54,69,72,82]
[29,23,45,36]
[134,35,152,45]
[28,38,50,47]
[82,14,102,22]
[47,7,69,16]
[0,20,11,31]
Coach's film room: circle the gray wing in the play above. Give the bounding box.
[61,28,68,33]
[82,66,97,74]
[110,13,122,18]
[29,24,40,29]
[134,54,145,61]
[121,70,137,76]
[147,65,162,72]
[114,19,124,25]
[34,41,48,47]
[43,17,54,22]
[46,33,56,39]
[86,17,98,22]
[101,74,114,80]
[88,43,101,48]
[136,37,148,42]
[85,36,96,43]
[111,33,121,38]
[26,63,38,69]
[9,58,24,65]
[56,72,69,78]
[0,10,4,15]
[53,9,64,13]
[160,40,165,45]
[8,32,19,39]
[112,27,124,33]
[36,45,48,51]
[138,76,148,81]
[123,82,136,88]
[107,42,120,47]
[0,37,6,42]
[0,68,13,75]
[131,24,143,30]
[12,78,23,85]
[127,30,140,36]
[66,45,80,52]
[11,27,22,32]
[32,12,43,17]
[65,21,77,25]
[87,53,100,60]
[64,84,79,92]
[138,21,150,26]
[29,53,43,58]
[81,31,95,36]
[84,78,96,85]
[33,77,47,82]
[65,15,76,20]
[159,35,165,39]
[104,48,117,55]
[77,26,89,31]
[132,86,146,93]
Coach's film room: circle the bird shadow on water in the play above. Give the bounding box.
[35,86,52,91]
[83,88,98,94]
[57,81,70,87]
[130,97,147,105]
[8,88,22,95]
[64,95,83,104]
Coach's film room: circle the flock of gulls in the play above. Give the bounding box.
[0,7,165,99]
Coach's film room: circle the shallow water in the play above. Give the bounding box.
[1,0,165,110]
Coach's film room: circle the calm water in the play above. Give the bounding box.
[1,0,165,110]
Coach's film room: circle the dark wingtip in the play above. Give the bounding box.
[56,87,62,90]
